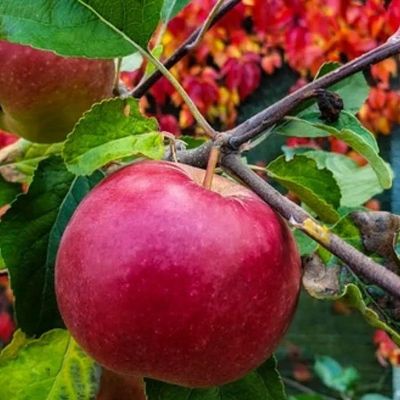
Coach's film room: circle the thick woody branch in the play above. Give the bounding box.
[221,153,400,299]
[131,0,241,98]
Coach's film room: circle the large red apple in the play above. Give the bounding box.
[0,41,115,143]
[55,161,301,388]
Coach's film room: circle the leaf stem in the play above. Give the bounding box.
[187,0,226,51]
[140,49,217,138]
[78,1,218,138]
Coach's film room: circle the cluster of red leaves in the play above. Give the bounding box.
[122,0,400,139]
[0,131,18,346]
[0,273,14,345]
[374,330,400,366]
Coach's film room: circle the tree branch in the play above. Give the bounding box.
[152,12,400,297]
[131,0,241,98]
[227,34,400,149]
[221,152,400,300]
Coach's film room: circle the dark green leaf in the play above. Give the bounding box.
[161,0,191,22]
[63,98,163,176]
[0,176,21,207]
[267,155,341,223]
[0,0,132,57]
[0,157,103,335]
[79,0,163,49]
[0,0,163,58]
[0,329,100,399]
[146,357,287,400]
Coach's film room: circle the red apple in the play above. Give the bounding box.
[55,161,301,388]
[0,41,115,143]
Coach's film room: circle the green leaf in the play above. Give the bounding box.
[306,276,400,347]
[0,140,63,183]
[275,62,369,137]
[286,150,384,208]
[337,284,400,346]
[289,396,323,400]
[361,395,391,400]
[267,155,341,223]
[0,329,100,400]
[280,112,392,189]
[78,0,163,49]
[0,176,21,207]
[314,356,359,393]
[0,0,132,58]
[0,157,103,335]
[294,230,318,257]
[146,357,287,400]
[161,0,191,22]
[0,0,163,58]
[63,98,163,176]
[145,44,164,76]
[315,62,369,113]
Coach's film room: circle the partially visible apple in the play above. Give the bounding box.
[56,161,301,388]
[0,41,115,143]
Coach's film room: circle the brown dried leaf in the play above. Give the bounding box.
[302,254,341,298]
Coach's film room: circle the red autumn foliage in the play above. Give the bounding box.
[122,0,400,142]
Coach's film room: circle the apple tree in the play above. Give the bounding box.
[0,0,399,399]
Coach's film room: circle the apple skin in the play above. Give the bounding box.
[55,161,301,388]
[0,41,115,143]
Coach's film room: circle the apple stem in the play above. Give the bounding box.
[202,145,221,189]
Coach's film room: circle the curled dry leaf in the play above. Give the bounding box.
[352,211,400,274]
[302,253,341,298]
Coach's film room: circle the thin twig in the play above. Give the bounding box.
[221,153,400,300]
[131,0,241,98]
[227,34,400,149]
